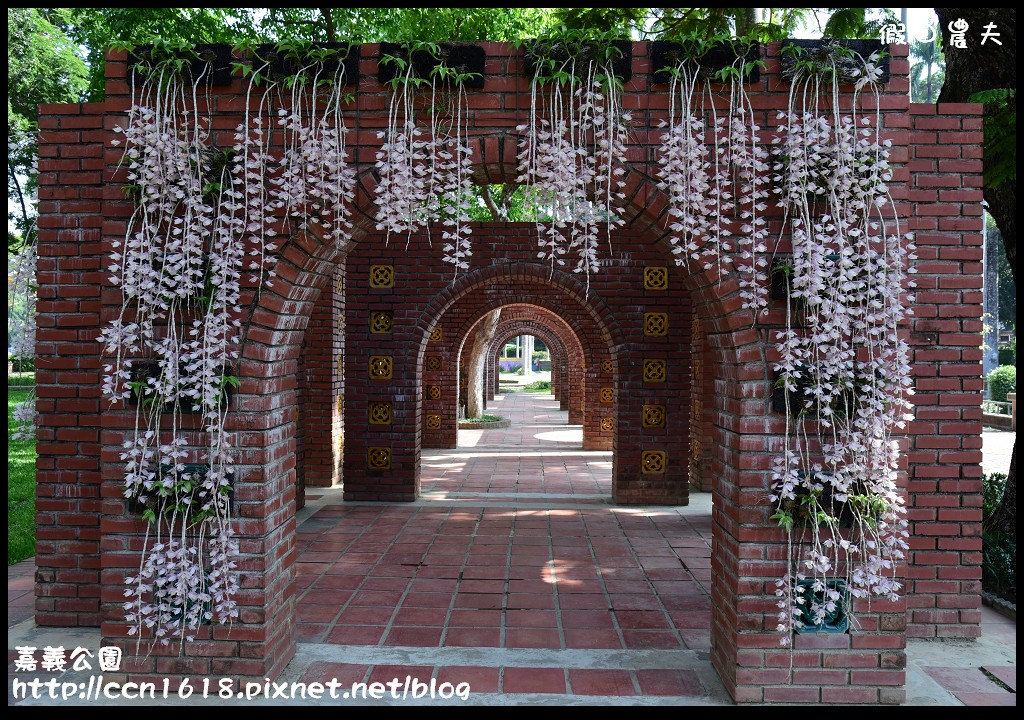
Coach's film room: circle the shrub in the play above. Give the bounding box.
[982,473,1007,521]
[499,359,523,373]
[997,343,1015,367]
[9,357,34,373]
[987,365,1016,402]
[982,472,1016,602]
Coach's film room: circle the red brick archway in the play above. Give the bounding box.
[480,307,585,413]
[34,42,984,704]
[418,275,615,453]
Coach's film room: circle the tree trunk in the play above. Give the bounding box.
[466,309,501,418]
[734,7,758,37]
[935,7,1016,535]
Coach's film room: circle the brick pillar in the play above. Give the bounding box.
[613,263,690,505]
[423,322,457,449]
[34,101,107,627]
[904,102,984,639]
[343,256,418,501]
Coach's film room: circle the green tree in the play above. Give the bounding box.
[8,8,89,250]
[909,23,944,103]
[987,218,1016,331]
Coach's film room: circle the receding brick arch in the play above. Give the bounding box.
[414,266,617,453]
[458,308,585,427]
[481,308,584,412]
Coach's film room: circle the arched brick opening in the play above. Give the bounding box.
[484,323,571,406]
[35,42,985,704]
[458,312,576,412]
[482,307,584,412]
[417,277,613,453]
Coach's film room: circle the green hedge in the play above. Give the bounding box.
[987,365,1016,402]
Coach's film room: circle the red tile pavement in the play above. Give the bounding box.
[568,669,636,695]
[951,692,1016,706]
[636,668,705,696]
[435,666,501,693]
[287,392,719,698]
[502,667,567,694]
[982,665,1016,692]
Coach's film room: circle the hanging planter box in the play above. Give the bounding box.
[780,39,890,84]
[523,39,632,82]
[794,578,850,634]
[377,42,486,88]
[772,365,863,421]
[129,43,234,86]
[128,463,236,517]
[252,42,359,85]
[126,361,237,414]
[769,256,792,301]
[650,40,761,84]
[772,472,863,529]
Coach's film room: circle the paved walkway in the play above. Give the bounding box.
[423,390,606,496]
[286,391,720,703]
[7,391,1017,705]
[982,429,1016,476]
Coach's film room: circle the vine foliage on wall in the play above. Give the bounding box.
[516,29,631,285]
[769,45,911,642]
[102,38,357,647]
[656,39,910,643]
[374,42,479,273]
[656,36,769,314]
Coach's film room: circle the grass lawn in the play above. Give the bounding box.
[8,388,35,564]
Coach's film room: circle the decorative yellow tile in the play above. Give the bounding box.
[426,355,443,372]
[425,414,441,430]
[600,416,614,431]
[368,401,392,425]
[642,404,666,428]
[369,355,393,380]
[336,394,344,415]
[641,450,666,474]
[580,398,585,412]
[370,311,393,334]
[369,264,394,289]
[600,387,614,403]
[427,385,441,401]
[643,359,666,383]
[367,447,391,470]
[644,266,668,291]
[600,358,613,374]
[429,327,442,343]
[644,312,668,337]
[337,356,344,377]
[336,275,344,293]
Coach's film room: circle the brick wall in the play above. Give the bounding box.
[297,263,345,505]
[34,101,108,627]
[904,103,985,639]
[32,40,982,702]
